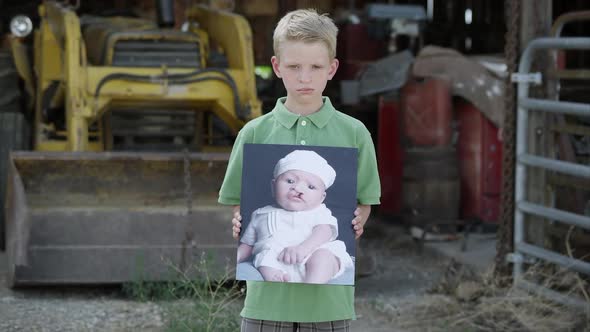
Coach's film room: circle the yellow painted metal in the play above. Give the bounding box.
[187,5,262,119]
[21,1,261,152]
[33,5,68,151]
[4,0,262,285]
[194,29,210,69]
[46,4,89,151]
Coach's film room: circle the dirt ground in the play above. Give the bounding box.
[352,217,453,331]
[0,215,468,332]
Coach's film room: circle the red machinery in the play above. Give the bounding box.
[378,79,502,228]
[456,100,502,224]
[377,96,403,215]
[401,78,453,147]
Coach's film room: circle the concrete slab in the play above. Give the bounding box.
[423,232,497,273]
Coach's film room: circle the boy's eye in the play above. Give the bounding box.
[308,185,316,190]
[286,179,294,184]
[312,65,323,69]
[288,65,299,69]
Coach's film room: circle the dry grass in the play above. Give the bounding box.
[366,259,590,332]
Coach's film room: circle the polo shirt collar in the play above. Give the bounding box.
[273,97,335,129]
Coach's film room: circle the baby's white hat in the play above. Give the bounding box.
[273,150,336,188]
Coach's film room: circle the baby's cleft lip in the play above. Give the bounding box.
[288,195,303,202]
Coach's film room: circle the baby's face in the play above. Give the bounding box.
[273,170,327,211]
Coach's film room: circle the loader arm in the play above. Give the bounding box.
[44,2,89,151]
[187,5,261,119]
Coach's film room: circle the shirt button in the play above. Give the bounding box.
[300,140,306,145]
[301,120,307,126]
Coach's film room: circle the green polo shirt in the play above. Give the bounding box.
[218,97,381,322]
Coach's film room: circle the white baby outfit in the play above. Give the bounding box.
[240,203,353,282]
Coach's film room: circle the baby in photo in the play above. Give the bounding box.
[237,150,353,284]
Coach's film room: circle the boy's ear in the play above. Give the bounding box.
[271,56,281,79]
[327,58,339,80]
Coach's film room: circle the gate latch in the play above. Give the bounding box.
[511,72,542,85]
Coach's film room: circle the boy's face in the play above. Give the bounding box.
[271,41,338,109]
[273,169,327,212]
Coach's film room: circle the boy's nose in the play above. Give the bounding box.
[298,70,312,83]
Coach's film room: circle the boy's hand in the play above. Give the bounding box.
[232,205,242,240]
[278,245,310,265]
[353,205,371,239]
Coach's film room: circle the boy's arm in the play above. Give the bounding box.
[278,224,332,265]
[353,123,380,239]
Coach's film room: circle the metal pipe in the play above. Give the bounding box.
[551,11,590,37]
[550,12,590,81]
[517,242,590,275]
[517,38,590,75]
[514,73,533,279]
[516,279,589,309]
[514,106,526,279]
[549,69,590,80]
[156,0,175,28]
[518,201,590,230]
[518,154,590,178]
[427,0,434,20]
[514,121,526,279]
[520,97,590,117]
[514,37,590,280]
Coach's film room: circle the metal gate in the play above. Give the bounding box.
[512,33,590,307]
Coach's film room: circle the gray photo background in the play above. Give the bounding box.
[240,143,358,257]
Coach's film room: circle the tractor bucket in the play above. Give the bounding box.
[4,151,236,286]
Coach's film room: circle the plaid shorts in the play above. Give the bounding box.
[240,318,351,332]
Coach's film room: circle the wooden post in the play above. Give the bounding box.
[520,0,552,248]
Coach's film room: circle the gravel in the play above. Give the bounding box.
[0,287,166,332]
[0,217,466,332]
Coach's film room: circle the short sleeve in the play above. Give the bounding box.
[218,126,254,205]
[355,125,381,205]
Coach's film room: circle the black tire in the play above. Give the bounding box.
[0,50,28,251]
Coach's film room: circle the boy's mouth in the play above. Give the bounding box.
[297,88,314,93]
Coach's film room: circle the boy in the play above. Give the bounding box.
[218,8,380,331]
[237,149,354,284]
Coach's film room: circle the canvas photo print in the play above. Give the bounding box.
[236,143,358,286]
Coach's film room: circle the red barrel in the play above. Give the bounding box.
[456,100,502,223]
[377,96,403,216]
[401,78,453,147]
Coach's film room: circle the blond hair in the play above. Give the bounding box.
[273,9,338,59]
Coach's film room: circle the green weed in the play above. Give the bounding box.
[123,252,243,332]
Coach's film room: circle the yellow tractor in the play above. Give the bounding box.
[1,0,260,286]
